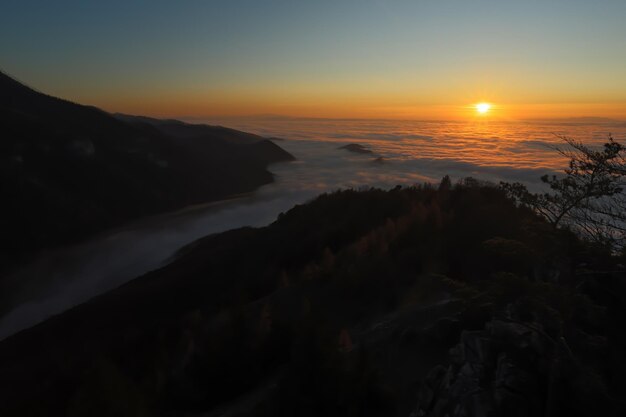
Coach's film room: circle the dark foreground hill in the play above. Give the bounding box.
[0,181,624,416]
[0,72,294,273]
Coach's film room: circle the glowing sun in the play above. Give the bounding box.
[475,102,491,114]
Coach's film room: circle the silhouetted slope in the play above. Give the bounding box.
[0,182,623,416]
[0,71,294,274]
[115,113,265,144]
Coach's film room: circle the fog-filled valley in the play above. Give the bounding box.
[5,115,625,340]
[2,90,626,416]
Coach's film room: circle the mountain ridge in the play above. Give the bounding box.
[0,71,294,276]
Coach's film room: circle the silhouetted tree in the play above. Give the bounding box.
[501,135,625,245]
[438,175,452,192]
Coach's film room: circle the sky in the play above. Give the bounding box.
[2,0,626,120]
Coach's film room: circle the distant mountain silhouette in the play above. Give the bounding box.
[0,71,294,274]
[338,143,373,154]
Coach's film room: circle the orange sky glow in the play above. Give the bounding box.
[4,2,626,121]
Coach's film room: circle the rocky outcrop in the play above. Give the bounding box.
[411,308,617,417]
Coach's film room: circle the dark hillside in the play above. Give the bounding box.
[0,72,294,274]
[115,113,265,144]
[0,182,623,416]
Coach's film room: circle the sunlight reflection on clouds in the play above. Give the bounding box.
[223,118,626,196]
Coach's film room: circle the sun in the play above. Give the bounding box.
[475,102,491,114]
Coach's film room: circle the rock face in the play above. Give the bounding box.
[412,307,615,417]
[413,319,548,417]
[339,143,373,154]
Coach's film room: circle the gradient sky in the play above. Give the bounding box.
[2,0,626,119]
